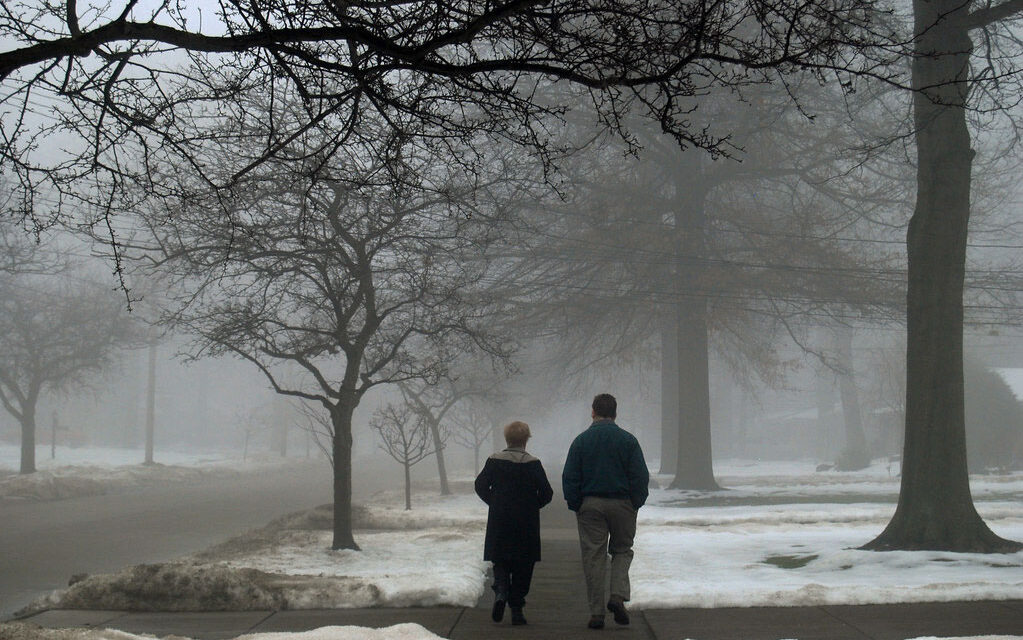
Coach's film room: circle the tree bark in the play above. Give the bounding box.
[669,174,721,491]
[659,312,679,474]
[864,0,1020,552]
[835,326,869,470]
[331,401,359,550]
[428,420,450,495]
[670,294,721,490]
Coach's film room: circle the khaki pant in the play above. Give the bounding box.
[576,496,637,615]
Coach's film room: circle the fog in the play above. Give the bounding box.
[6,2,1023,624]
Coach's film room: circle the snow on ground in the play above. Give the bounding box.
[211,491,489,608]
[219,528,487,608]
[652,459,1023,504]
[25,458,1023,613]
[0,445,235,470]
[631,509,1023,608]
[631,460,1023,609]
[0,445,315,500]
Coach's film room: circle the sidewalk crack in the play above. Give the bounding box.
[446,607,467,638]
[244,610,277,634]
[819,606,877,640]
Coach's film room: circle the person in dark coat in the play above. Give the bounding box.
[474,420,554,626]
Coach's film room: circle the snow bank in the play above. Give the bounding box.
[26,493,487,614]
[218,529,487,608]
[0,623,445,640]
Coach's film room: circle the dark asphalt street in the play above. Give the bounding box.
[0,462,332,617]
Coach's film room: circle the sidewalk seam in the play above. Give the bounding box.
[445,607,467,638]
[242,611,277,635]
[637,610,659,640]
[819,606,877,640]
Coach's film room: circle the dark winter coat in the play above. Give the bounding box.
[474,447,554,563]
[562,419,649,512]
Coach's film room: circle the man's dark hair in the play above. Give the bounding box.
[592,393,617,419]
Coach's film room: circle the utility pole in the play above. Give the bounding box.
[50,410,58,459]
[144,338,157,465]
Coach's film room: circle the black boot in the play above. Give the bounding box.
[511,607,527,625]
[492,596,506,622]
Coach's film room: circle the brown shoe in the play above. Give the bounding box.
[587,615,605,629]
[607,595,630,625]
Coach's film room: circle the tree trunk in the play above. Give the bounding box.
[669,176,721,491]
[835,326,869,470]
[404,461,412,511]
[864,0,1020,552]
[19,406,36,474]
[659,313,679,474]
[428,420,450,495]
[144,341,156,465]
[331,402,359,550]
[670,295,720,490]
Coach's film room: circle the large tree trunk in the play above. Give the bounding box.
[19,406,36,474]
[835,326,869,471]
[669,175,721,491]
[331,401,359,550]
[670,295,720,490]
[428,421,450,495]
[865,0,1019,552]
[659,313,679,475]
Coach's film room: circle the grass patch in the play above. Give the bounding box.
[763,554,818,569]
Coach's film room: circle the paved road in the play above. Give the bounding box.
[0,462,333,617]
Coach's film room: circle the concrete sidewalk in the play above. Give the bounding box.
[11,529,1023,639]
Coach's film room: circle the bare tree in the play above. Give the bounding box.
[399,367,506,494]
[451,400,497,475]
[399,380,460,496]
[494,86,906,490]
[0,250,133,473]
[372,402,435,511]
[133,126,512,549]
[0,1,893,244]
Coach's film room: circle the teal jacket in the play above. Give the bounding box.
[562,419,649,511]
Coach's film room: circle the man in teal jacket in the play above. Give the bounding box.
[562,393,649,629]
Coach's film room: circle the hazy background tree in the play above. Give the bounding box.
[491,84,907,489]
[372,402,435,511]
[0,239,133,473]
[451,400,496,475]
